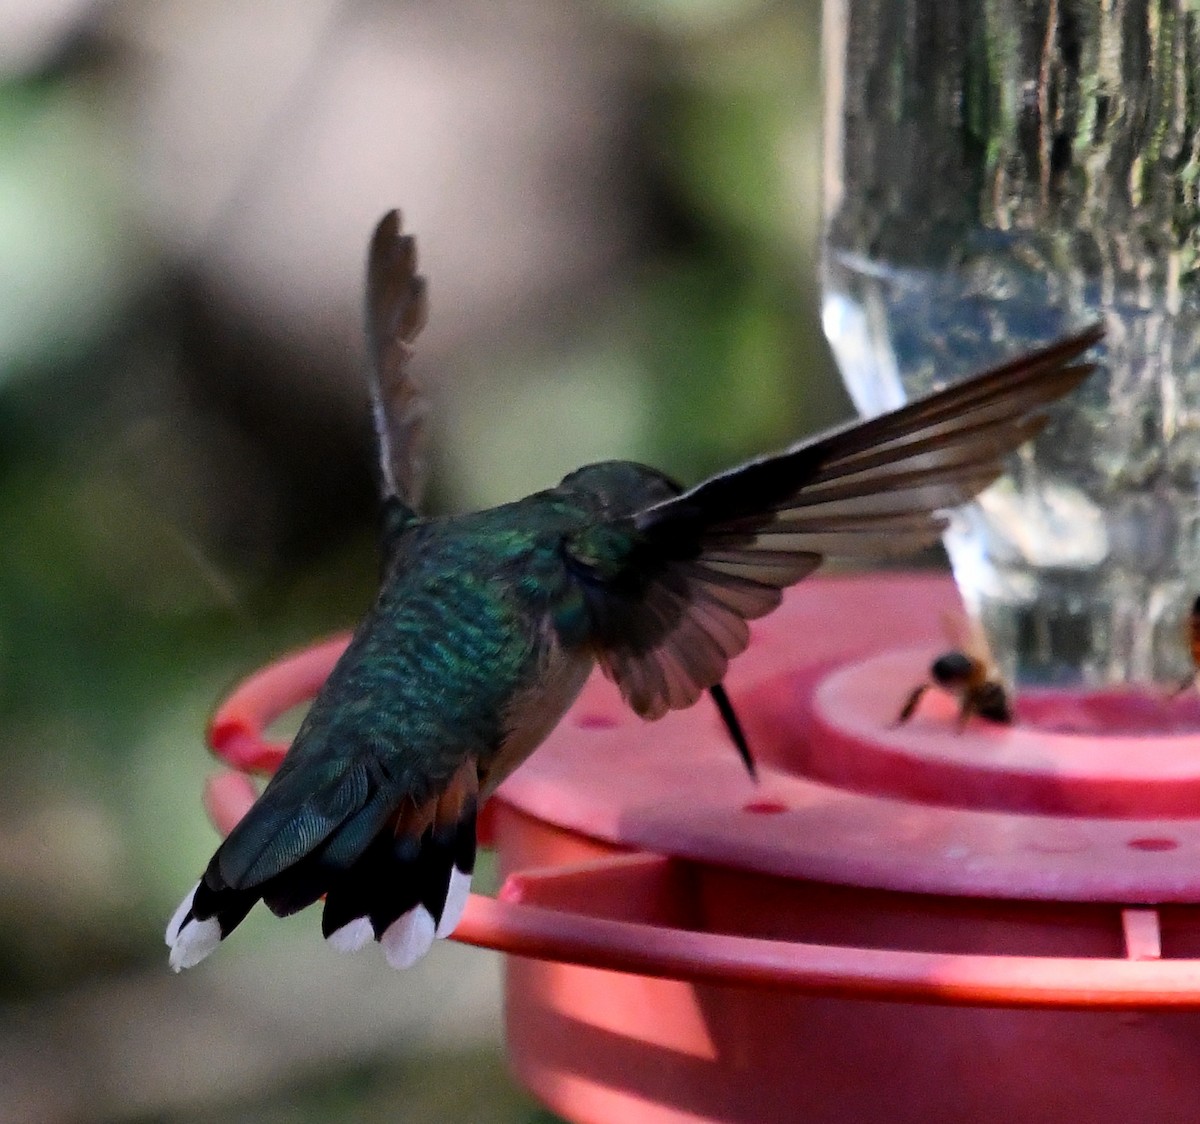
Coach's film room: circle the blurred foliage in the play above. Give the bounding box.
[0,0,831,1119]
[0,75,144,376]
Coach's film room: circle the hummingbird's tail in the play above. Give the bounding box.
[319,792,477,967]
[165,762,478,971]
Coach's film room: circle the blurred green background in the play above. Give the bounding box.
[0,0,843,1119]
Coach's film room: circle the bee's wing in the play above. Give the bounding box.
[940,608,997,668]
[365,210,430,512]
[563,327,1102,720]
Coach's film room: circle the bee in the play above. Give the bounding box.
[895,612,1013,731]
[1171,595,1200,696]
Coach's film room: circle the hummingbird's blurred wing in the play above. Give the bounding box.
[564,326,1103,720]
[365,210,430,513]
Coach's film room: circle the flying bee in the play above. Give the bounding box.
[895,612,1013,731]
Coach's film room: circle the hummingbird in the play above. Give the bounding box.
[166,210,1101,972]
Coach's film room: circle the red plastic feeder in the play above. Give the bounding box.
[205,574,1200,1124]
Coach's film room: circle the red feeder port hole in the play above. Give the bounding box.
[743,799,788,815]
[575,713,618,730]
[1128,837,1180,852]
[204,575,1200,1124]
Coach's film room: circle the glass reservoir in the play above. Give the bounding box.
[822,0,1200,688]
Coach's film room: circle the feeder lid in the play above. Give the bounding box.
[499,574,1200,904]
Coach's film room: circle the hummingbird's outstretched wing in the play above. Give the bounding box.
[564,326,1103,720]
[365,210,430,515]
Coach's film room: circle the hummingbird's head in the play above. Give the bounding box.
[556,460,682,519]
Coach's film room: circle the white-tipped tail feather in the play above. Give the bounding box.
[167,860,476,972]
[165,882,222,972]
[321,864,471,963]
[382,905,437,969]
[165,881,199,946]
[169,771,478,972]
[327,915,374,954]
[436,866,472,938]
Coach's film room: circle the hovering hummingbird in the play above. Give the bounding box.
[166,211,1102,972]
